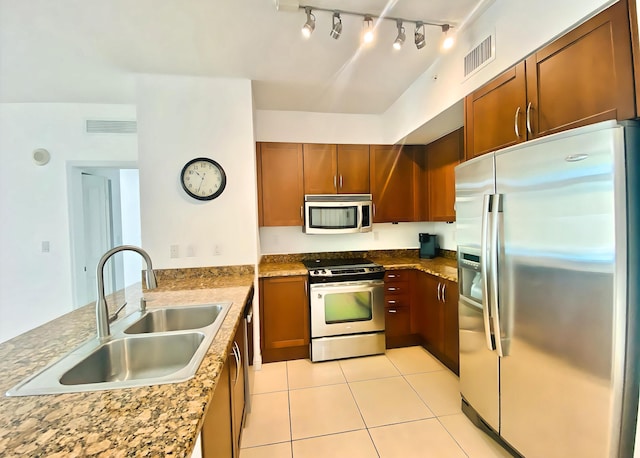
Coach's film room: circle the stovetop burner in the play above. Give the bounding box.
[302,258,375,269]
[303,258,385,283]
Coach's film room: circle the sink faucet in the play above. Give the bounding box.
[96,245,157,340]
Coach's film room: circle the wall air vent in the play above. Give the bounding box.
[464,34,495,78]
[85,120,137,134]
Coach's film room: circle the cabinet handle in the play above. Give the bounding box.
[300,205,303,220]
[514,106,521,138]
[437,282,441,301]
[339,175,343,188]
[388,287,398,291]
[387,300,397,304]
[231,341,241,386]
[333,175,337,189]
[388,274,397,278]
[373,203,376,217]
[442,283,446,303]
[388,309,397,313]
[526,102,533,136]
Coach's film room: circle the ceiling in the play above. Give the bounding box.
[0,0,482,114]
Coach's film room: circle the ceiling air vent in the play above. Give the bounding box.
[464,34,495,78]
[85,120,137,134]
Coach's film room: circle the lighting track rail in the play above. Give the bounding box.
[296,3,455,50]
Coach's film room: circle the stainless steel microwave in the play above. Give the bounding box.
[303,194,373,234]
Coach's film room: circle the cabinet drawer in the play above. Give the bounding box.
[385,282,409,296]
[385,295,410,309]
[385,306,411,337]
[385,271,410,282]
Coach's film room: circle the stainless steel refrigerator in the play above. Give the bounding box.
[455,120,639,457]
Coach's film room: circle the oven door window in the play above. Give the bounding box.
[309,206,358,229]
[324,291,372,324]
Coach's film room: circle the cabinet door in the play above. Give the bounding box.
[464,61,527,160]
[230,324,246,456]
[257,143,304,227]
[336,144,370,194]
[525,0,635,139]
[420,273,444,356]
[370,145,416,223]
[427,128,463,222]
[201,360,232,458]
[260,276,310,363]
[303,144,337,194]
[441,279,459,375]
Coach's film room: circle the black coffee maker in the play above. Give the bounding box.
[419,233,439,259]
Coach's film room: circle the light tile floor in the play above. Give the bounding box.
[240,346,512,458]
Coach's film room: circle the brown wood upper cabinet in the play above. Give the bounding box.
[426,128,463,222]
[257,142,304,227]
[303,144,370,194]
[465,0,635,160]
[370,144,417,223]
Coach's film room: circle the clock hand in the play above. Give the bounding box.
[197,173,206,192]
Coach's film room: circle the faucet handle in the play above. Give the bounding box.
[139,297,147,312]
[109,302,128,323]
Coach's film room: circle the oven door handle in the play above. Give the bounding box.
[310,280,384,291]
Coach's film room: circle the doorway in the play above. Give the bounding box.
[68,165,141,309]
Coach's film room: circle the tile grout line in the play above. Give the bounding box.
[285,360,294,457]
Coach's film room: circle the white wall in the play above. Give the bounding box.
[0,103,137,343]
[260,222,457,254]
[136,75,259,269]
[120,169,142,286]
[385,0,615,142]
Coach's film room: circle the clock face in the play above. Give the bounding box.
[180,158,227,201]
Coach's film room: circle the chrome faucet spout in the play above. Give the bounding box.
[96,245,157,340]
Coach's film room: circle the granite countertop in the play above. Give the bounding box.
[0,272,255,458]
[259,250,458,282]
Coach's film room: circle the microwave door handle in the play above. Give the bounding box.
[358,204,363,230]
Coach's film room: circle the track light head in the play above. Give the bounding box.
[414,22,426,49]
[330,12,342,39]
[441,24,454,50]
[302,7,316,38]
[393,20,405,50]
[363,15,374,44]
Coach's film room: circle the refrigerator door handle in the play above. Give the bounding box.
[481,194,495,351]
[490,193,505,357]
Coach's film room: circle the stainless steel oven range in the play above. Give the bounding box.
[303,258,386,362]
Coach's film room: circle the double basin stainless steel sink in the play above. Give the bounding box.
[6,302,231,396]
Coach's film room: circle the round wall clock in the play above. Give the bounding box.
[180,157,227,201]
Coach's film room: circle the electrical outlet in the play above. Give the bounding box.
[41,241,50,253]
[186,245,195,257]
[214,245,222,256]
[170,245,179,258]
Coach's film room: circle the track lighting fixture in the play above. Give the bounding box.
[393,20,405,50]
[414,22,426,49]
[330,12,342,39]
[290,4,452,52]
[362,15,374,44]
[301,7,315,38]
[441,24,454,50]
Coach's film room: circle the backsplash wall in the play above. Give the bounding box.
[259,222,456,255]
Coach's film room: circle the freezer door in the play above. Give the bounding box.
[494,122,626,457]
[455,154,496,248]
[455,155,499,431]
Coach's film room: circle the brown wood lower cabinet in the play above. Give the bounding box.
[413,271,459,375]
[201,358,232,458]
[384,270,420,348]
[260,275,310,363]
[202,323,248,458]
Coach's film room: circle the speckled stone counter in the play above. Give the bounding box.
[259,250,458,282]
[0,268,255,458]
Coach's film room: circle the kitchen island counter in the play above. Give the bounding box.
[0,271,254,457]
